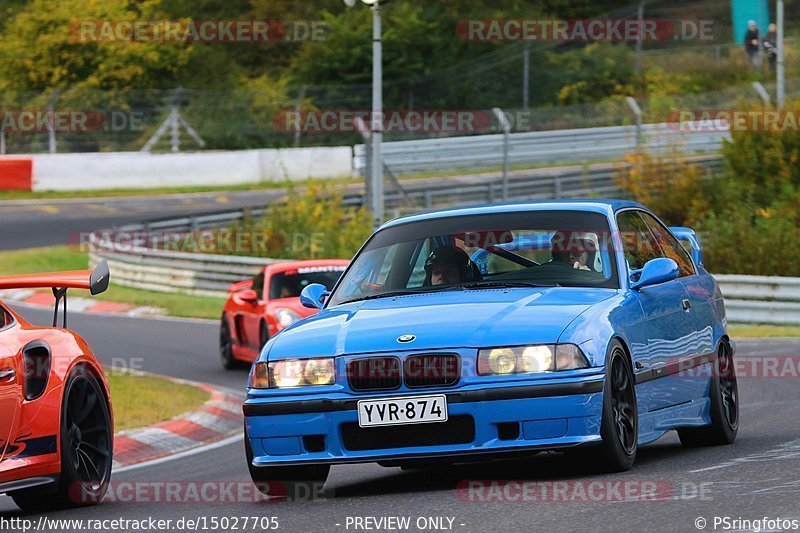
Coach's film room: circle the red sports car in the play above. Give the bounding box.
[220,260,349,369]
[0,260,112,511]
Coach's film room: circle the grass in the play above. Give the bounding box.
[0,245,226,319]
[107,369,210,432]
[729,324,800,339]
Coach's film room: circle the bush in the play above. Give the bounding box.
[700,121,800,275]
[701,195,800,275]
[225,183,373,260]
[615,100,800,276]
[613,148,711,226]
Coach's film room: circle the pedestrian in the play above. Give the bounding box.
[763,23,778,74]
[744,20,761,68]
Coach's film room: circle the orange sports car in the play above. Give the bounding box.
[220,259,349,369]
[0,261,112,511]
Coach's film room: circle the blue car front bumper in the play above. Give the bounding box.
[243,372,605,468]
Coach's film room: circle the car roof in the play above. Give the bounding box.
[264,259,350,273]
[379,199,646,230]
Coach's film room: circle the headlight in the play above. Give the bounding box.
[554,344,589,370]
[478,344,588,376]
[275,308,301,328]
[249,358,336,389]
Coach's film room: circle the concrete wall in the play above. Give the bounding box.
[25,146,353,191]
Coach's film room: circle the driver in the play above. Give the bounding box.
[550,231,596,271]
[424,245,474,286]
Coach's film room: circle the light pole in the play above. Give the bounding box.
[345,0,384,227]
[777,0,785,109]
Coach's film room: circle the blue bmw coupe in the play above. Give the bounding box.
[243,200,737,490]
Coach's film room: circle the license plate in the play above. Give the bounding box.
[357,394,448,428]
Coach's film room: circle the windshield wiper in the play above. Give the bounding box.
[337,281,557,305]
[455,281,560,289]
[338,287,451,305]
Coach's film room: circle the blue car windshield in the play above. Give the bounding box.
[328,210,619,306]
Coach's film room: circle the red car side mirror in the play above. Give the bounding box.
[237,289,259,304]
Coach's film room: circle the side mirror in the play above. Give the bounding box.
[300,283,330,309]
[237,289,259,304]
[669,227,703,266]
[90,259,110,295]
[630,258,679,291]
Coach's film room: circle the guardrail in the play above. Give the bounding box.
[355,123,729,175]
[715,275,800,326]
[389,157,724,213]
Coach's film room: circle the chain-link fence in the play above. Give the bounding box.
[1,10,797,156]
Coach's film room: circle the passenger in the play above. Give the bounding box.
[550,231,596,271]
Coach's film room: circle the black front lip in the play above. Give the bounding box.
[250,441,598,468]
[243,379,604,417]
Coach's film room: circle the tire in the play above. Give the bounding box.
[259,321,269,352]
[678,340,738,447]
[593,340,638,472]
[244,432,329,501]
[220,316,237,370]
[12,366,113,512]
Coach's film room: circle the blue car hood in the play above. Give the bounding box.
[266,288,616,359]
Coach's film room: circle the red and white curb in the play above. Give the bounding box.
[0,288,165,317]
[112,373,243,469]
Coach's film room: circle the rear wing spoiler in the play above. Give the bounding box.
[0,260,109,327]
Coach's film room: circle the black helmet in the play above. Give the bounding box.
[424,246,474,283]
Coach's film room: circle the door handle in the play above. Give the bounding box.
[682,299,691,311]
[0,368,16,382]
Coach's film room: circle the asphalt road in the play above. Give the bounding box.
[0,191,286,250]
[2,304,799,532]
[0,165,588,250]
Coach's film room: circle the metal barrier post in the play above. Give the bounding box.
[625,97,643,147]
[752,82,772,107]
[492,107,511,201]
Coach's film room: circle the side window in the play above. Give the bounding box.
[640,212,696,277]
[252,271,265,298]
[0,307,7,329]
[616,210,662,271]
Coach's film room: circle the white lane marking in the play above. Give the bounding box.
[203,399,243,415]
[118,427,199,451]
[752,479,800,494]
[690,438,800,473]
[184,411,240,433]
[112,433,243,474]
